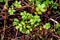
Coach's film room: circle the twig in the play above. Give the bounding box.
[49,18,59,24]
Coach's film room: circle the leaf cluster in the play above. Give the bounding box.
[8,1,21,15]
[35,0,58,15]
[13,11,41,34]
[43,23,51,29]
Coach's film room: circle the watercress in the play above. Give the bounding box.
[35,0,58,15]
[13,11,41,34]
[8,1,22,15]
[8,5,15,15]
[43,23,51,29]
[13,1,21,8]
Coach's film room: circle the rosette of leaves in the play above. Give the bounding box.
[35,0,49,15]
[13,1,21,8]
[8,1,21,15]
[43,23,51,29]
[8,5,15,15]
[13,11,41,34]
[35,3,47,15]
[35,0,58,15]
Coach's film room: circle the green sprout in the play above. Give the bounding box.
[13,1,21,8]
[43,23,51,29]
[8,5,15,15]
[35,0,58,15]
[35,0,49,15]
[35,4,47,15]
[8,0,22,15]
[13,11,41,34]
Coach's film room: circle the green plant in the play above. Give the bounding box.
[35,0,49,15]
[8,5,15,15]
[55,24,60,29]
[35,0,58,15]
[43,23,51,29]
[13,1,21,8]
[13,18,19,26]
[35,3,47,15]
[8,1,22,15]
[13,11,41,34]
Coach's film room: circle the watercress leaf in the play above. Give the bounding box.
[36,7,39,11]
[14,18,19,22]
[41,4,46,8]
[8,8,15,15]
[22,28,27,33]
[21,21,25,25]
[26,26,31,29]
[18,24,22,26]
[26,30,30,34]
[40,8,46,12]
[13,22,18,26]
[16,26,19,29]
[30,29,32,31]
[38,11,42,15]
[34,23,39,27]
[19,26,22,31]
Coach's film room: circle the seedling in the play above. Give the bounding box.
[35,4,47,15]
[8,5,15,15]
[35,0,58,15]
[8,1,22,15]
[13,1,21,8]
[13,11,41,34]
[43,23,51,29]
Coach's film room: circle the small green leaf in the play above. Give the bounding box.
[18,24,22,26]
[13,22,17,26]
[14,18,19,22]
[19,26,22,31]
[21,21,25,25]
[26,30,30,34]
[26,26,31,29]
[16,26,19,29]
